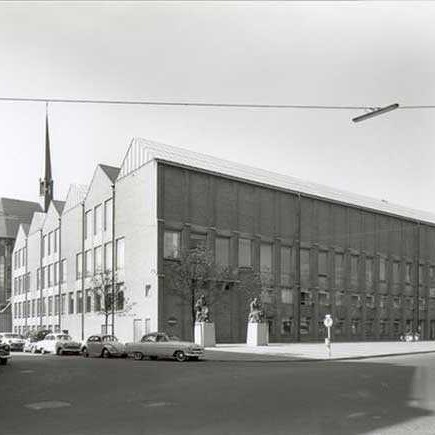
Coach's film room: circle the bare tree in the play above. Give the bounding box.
[89,271,134,335]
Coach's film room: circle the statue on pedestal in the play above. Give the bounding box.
[248,297,265,323]
[195,294,211,322]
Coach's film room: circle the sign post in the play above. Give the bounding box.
[323,314,333,359]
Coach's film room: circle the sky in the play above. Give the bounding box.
[1,1,435,214]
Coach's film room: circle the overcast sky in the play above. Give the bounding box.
[1,1,435,215]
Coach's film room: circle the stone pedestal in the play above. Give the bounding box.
[194,322,216,347]
[247,322,269,346]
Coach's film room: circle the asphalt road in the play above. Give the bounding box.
[2,352,435,435]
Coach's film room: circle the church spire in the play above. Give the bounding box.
[39,103,53,212]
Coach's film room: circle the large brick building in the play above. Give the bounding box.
[11,138,435,342]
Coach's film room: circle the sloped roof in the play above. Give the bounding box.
[21,223,30,236]
[63,184,88,213]
[0,198,42,239]
[119,138,435,226]
[52,200,66,215]
[99,164,120,184]
[28,212,46,235]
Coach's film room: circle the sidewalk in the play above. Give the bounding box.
[203,341,435,362]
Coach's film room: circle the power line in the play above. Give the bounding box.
[0,96,435,110]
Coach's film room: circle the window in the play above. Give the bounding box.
[95,293,101,312]
[405,263,412,283]
[366,295,375,308]
[190,233,206,250]
[380,295,388,309]
[76,253,82,279]
[54,229,58,253]
[104,199,113,232]
[61,259,67,283]
[48,232,52,255]
[238,238,252,268]
[48,296,53,316]
[380,258,387,282]
[84,210,91,239]
[93,204,102,235]
[42,235,47,257]
[335,253,344,288]
[351,294,361,307]
[301,249,310,287]
[215,237,230,267]
[116,287,124,311]
[280,246,292,286]
[300,290,312,306]
[85,290,92,313]
[281,318,292,336]
[393,262,400,290]
[41,267,46,289]
[76,291,83,313]
[393,296,401,309]
[54,295,59,315]
[61,294,66,314]
[366,258,373,290]
[31,299,35,318]
[104,242,113,271]
[42,298,46,316]
[318,251,328,290]
[48,264,52,287]
[37,298,41,316]
[351,320,360,336]
[116,238,125,270]
[94,246,102,274]
[281,288,293,304]
[54,262,58,285]
[68,292,74,314]
[350,256,358,288]
[260,243,273,281]
[36,268,40,290]
[319,291,330,306]
[163,231,180,259]
[335,291,345,306]
[85,250,92,277]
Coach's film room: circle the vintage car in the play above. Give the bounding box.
[0,341,11,365]
[125,332,204,362]
[23,337,39,353]
[37,333,81,355]
[82,334,126,358]
[0,332,25,351]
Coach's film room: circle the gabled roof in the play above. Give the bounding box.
[99,164,120,184]
[0,198,42,238]
[28,212,46,235]
[119,138,435,226]
[63,184,88,213]
[21,223,30,236]
[52,200,66,215]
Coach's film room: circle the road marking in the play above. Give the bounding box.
[20,370,35,373]
[141,401,174,408]
[24,401,72,410]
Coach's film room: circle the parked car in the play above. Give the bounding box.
[37,333,81,355]
[0,333,25,351]
[0,342,11,365]
[23,337,39,353]
[125,332,204,362]
[82,335,126,358]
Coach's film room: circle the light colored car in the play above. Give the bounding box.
[125,332,204,362]
[23,337,39,353]
[82,335,126,358]
[37,333,81,355]
[0,333,25,352]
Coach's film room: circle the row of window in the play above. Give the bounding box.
[13,273,30,295]
[84,199,112,240]
[164,230,435,290]
[13,290,124,319]
[42,228,60,258]
[36,260,67,290]
[75,238,124,279]
[13,247,26,270]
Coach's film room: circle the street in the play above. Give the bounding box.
[2,352,435,435]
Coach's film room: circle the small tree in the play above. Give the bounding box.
[165,245,235,335]
[90,271,134,335]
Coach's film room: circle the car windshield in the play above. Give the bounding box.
[102,336,117,342]
[57,335,72,341]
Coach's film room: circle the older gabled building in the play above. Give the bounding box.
[11,138,435,343]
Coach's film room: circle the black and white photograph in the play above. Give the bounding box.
[2,1,435,434]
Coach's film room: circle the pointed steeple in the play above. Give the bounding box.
[39,103,53,212]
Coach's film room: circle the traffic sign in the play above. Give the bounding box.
[323,314,333,328]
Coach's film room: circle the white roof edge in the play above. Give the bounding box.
[122,137,435,226]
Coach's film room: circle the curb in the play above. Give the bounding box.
[202,349,435,363]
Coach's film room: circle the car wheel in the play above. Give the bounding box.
[82,347,89,357]
[41,348,46,355]
[56,348,63,356]
[102,348,110,359]
[133,352,144,361]
[174,350,187,362]
[0,358,7,365]
[189,356,199,361]
[149,356,157,361]
[31,346,36,354]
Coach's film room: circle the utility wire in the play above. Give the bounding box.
[1,96,435,110]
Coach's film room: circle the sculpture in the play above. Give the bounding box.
[248,297,265,323]
[195,294,211,322]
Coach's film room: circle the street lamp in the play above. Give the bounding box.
[352,103,400,123]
